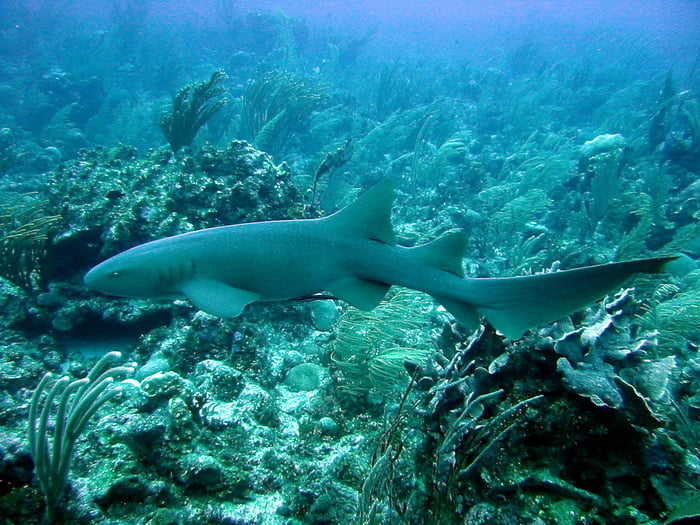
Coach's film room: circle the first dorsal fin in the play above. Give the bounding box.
[324,180,397,245]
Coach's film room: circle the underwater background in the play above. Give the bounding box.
[1,0,700,523]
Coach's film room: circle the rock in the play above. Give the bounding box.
[580,133,626,158]
[135,350,171,381]
[140,371,187,398]
[45,141,302,262]
[317,417,340,436]
[310,300,340,331]
[51,313,73,331]
[95,475,149,509]
[178,453,223,490]
[200,382,273,430]
[43,146,62,163]
[193,359,244,402]
[0,437,34,489]
[118,413,169,459]
[284,363,328,392]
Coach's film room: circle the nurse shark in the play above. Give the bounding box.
[85,181,673,339]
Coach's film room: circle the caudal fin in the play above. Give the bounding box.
[442,257,676,339]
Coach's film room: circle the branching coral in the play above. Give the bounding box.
[160,69,228,152]
[356,326,544,524]
[28,351,134,522]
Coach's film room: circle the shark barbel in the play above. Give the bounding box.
[85,181,674,339]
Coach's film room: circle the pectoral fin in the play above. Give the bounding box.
[180,278,260,317]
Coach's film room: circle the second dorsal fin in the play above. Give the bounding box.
[409,231,467,277]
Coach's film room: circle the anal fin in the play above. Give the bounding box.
[434,295,481,331]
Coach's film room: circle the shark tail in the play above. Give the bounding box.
[438,256,676,340]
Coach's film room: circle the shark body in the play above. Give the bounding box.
[85,182,672,339]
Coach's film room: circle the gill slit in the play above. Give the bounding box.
[157,258,197,288]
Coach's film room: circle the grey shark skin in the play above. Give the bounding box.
[85,181,673,339]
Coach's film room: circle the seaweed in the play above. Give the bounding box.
[0,193,61,295]
[375,63,413,120]
[639,271,700,348]
[159,69,229,152]
[614,193,654,261]
[583,150,623,234]
[356,326,546,524]
[407,112,436,195]
[482,188,552,272]
[239,71,327,156]
[332,289,433,396]
[310,137,353,208]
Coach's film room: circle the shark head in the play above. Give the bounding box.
[84,241,259,317]
[84,252,166,298]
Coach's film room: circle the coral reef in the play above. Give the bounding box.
[45,140,302,269]
[0,5,698,524]
[0,131,696,525]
